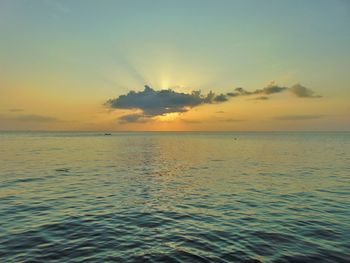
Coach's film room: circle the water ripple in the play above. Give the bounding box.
[0,132,349,262]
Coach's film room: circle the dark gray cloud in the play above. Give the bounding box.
[226,83,321,99]
[214,94,229,102]
[260,85,288,94]
[289,84,322,98]
[226,92,240,97]
[227,84,288,97]
[108,85,201,116]
[275,114,324,120]
[107,85,230,123]
[118,113,148,124]
[232,87,253,96]
[107,83,322,123]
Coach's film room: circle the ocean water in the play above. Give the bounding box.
[0,131,349,263]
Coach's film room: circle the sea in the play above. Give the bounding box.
[0,131,349,262]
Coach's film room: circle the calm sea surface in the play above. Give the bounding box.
[0,132,349,262]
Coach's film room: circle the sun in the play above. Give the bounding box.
[156,112,180,122]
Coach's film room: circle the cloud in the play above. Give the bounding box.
[226,82,321,99]
[15,114,58,122]
[225,118,246,122]
[231,87,253,96]
[227,82,288,97]
[0,114,59,122]
[214,93,229,102]
[261,85,287,94]
[107,82,322,123]
[180,119,202,124]
[226,92,240,97]
[107,85,230,122]
[275,114,324,120]
[8,108,24,112]
[253,96,269,100]
[118,113,148,124]
[289,84,322,98]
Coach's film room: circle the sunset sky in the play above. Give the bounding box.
[1,0,349,131]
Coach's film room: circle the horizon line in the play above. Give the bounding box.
[0,130,349,133]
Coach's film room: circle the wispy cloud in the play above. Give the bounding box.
[252,96,269,100]
[289,84,322,98]
[8,108,24,112]
[118,113,148,124]
[0,114,59,122]
[180,119,202,124]
[226,82,321,99]
[14,114,58,122]
[232,84,287,96]
[275,115,324,120]
[225,118,246,122]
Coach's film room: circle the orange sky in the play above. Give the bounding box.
[1,0,349,131]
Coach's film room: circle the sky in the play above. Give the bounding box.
[0,0,349,131]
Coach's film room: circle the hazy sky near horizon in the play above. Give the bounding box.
[1,0,349,131]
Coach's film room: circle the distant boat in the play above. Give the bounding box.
[104,133,112,136]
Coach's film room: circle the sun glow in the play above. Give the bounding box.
[156,112,180,122]
[160,78,170,89]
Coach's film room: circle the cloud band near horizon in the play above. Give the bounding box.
[106,83,321,123]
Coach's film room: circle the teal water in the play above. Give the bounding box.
[0,132,349,262]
